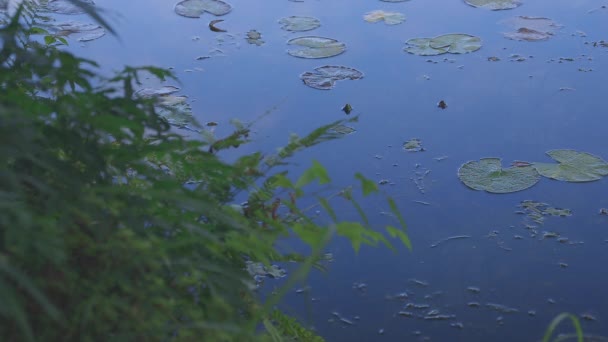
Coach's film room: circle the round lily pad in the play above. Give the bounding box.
[503,16,561,41]
[429,34,482,54]
[278,16,321,32]
[532,150,608,182]
[404,38,448,56]
[364,10,406,25]
[300,65,363,90]
[175,0,232,18]
[464,0,521,10]
[287,36,346,59]
[458,158,541,193]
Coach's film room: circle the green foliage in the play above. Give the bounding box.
[0,3,410,342]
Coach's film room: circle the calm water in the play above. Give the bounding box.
[61,0,608,340]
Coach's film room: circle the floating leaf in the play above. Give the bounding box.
[330,124,356,135]
[53,21,105,42]
[209,19,226,32]
[429,34,482,54]
[403,138,423,152]
[136,87,194,127]
[44,0,95,15]
[503,16,561,41]
[363,10,406,25]
[300,65,363,90]
[464,0,521,10]
[404,38,447,56]
[246,30,264,46]
[287,36,346,59]
[458,158,540,193]
[174,0,232,18]
[278,16,321,32]
[532,150,608,182]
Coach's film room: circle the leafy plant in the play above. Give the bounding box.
[0,2,409,341]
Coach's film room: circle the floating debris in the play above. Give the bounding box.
[503,16,561,41]
[352,282,368,292]
[599,208,608,215]
[488,56,500,62]
[342,103,353,114]
[424,314,455,321]
[451,322,464,329]
[437,100,448,109]
[246,30,264,46]
[403,138,424,152]
[466,286,481,294]
[398,311,414,317]
[430,235,472,248]
[467,302,481,308]
[486,303,519,314]
[209,19,226,32]
[581,313,597,321]
[387,291,409,301]
[405,303,431,310]
[413,200,431,206]
[409,279,429,287]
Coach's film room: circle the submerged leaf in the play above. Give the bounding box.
[503,16,561,41]
[287,36,346,59]
[44,0,95,15]
[246,30,264,46]
[363,10,406,25]
[458,158,540,193]
[532,150,608,182]
[53,21,105,42]
[174,0,232,18]
[278,16,321,32]
[300,65,363,90]
[464,0,521,10]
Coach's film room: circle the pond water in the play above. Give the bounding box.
[57,0,608,340]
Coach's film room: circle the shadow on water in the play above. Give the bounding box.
[64,0,608,340]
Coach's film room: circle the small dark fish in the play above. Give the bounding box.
[209,19,227,32]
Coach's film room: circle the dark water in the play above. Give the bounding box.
[61,0,608,340]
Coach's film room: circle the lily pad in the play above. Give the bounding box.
[364,10,406,25]
[174,0,232,18]
[404,38,448,56]
[44,0,95,15]
[300,65,363,90]
[403,138,424,152]
[405,34,482,56]
[464,0,521,10]
[136,87,194,127]
[429,34,482,54]
[503,16,561,41]
[331,125,356,135]
[532,150,608,182]
[458,158,541,193]
[279,16,321,32]
[53,21,105,42]
[246,30,264,46]
[287,36,346,59]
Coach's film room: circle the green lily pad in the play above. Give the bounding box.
[403,138,423,152]
[464,0,521,10]
[53,21,106,42]
[404,38,448,56]
[503,16,561,41]
[458,158,541,193]
[364,10,406,25]
[287,36,346,59]
[278,16,321,32]
[300,65,363,90]
[532,150,608,182]
[429,34,482,54]
[246,30,264,46]
[174,0,232,18]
